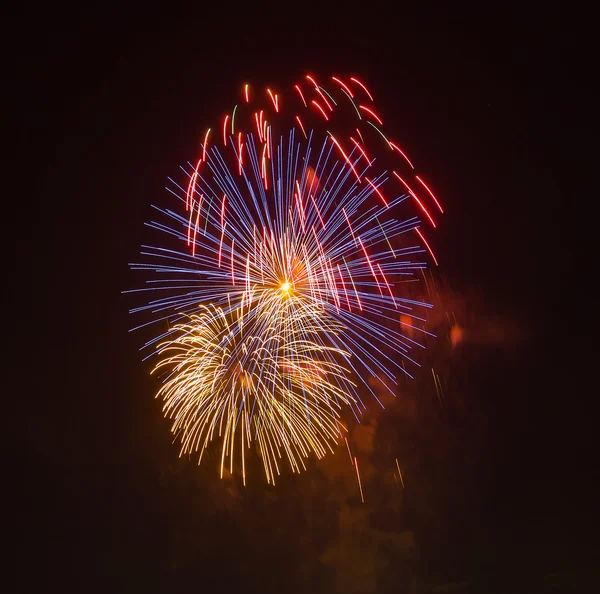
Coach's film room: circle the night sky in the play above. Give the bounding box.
[11,5,595,593]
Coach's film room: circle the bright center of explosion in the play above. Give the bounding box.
[280,281,291,294]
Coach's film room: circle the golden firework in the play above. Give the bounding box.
[152,300,355,484]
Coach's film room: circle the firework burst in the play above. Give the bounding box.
[153,302,354,484]
[127,73,443,482]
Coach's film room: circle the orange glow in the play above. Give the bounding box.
[399,314,416,338]
[305,165,320,194]
[450,324,464,347]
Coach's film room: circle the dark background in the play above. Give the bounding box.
[11,5,595,593]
